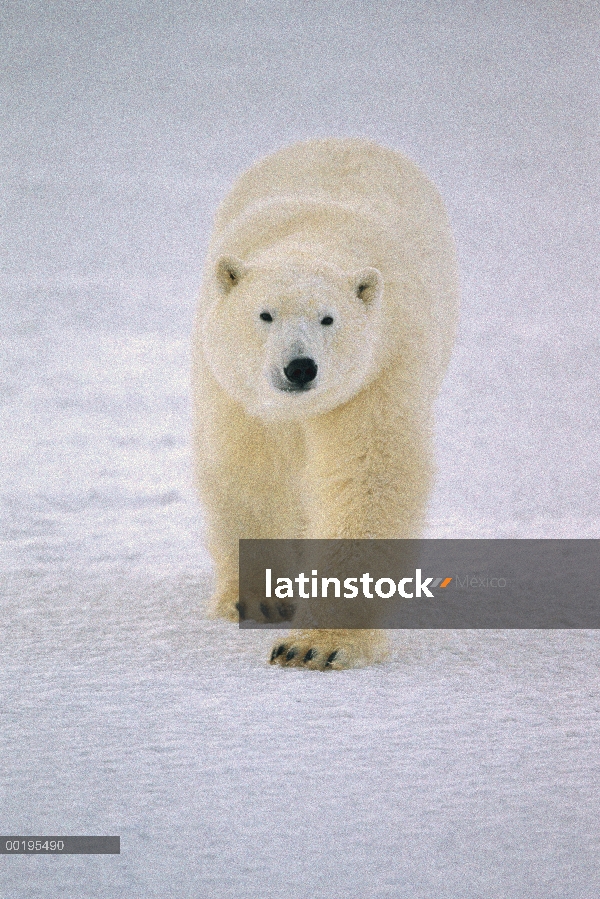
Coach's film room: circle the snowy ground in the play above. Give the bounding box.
[1,2,599,897]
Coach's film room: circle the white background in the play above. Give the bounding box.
[1,1,599,896]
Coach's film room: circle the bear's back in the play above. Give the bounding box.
[213,138,442,240]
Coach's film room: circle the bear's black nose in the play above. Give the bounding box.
[284,357,318,386]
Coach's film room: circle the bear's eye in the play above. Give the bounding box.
[259,311,273,322]
[321,316,334,326]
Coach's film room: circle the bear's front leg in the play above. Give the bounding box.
[303,383,434,542]
[265,386,433,668]
[196,399,307,624]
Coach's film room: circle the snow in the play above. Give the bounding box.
[1,1,599,896]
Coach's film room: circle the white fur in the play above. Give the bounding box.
[192,138,459,669]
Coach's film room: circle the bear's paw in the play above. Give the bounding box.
[237,597,296,624]
[207,584,296,624]
[269,629,389,670]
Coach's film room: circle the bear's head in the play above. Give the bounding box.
[201,248,384,420]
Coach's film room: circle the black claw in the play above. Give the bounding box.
[236,601,247,621]
[303,648,316,662]
[259,602,274,621]
[286,648,297,661]
[276,602,296,621]
[272,644,285,661]
[325,650,338,667]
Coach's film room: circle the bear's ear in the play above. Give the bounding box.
[215,255,248,294]
[352,267,383,306]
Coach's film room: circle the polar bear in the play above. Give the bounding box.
[192,137,459,669]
